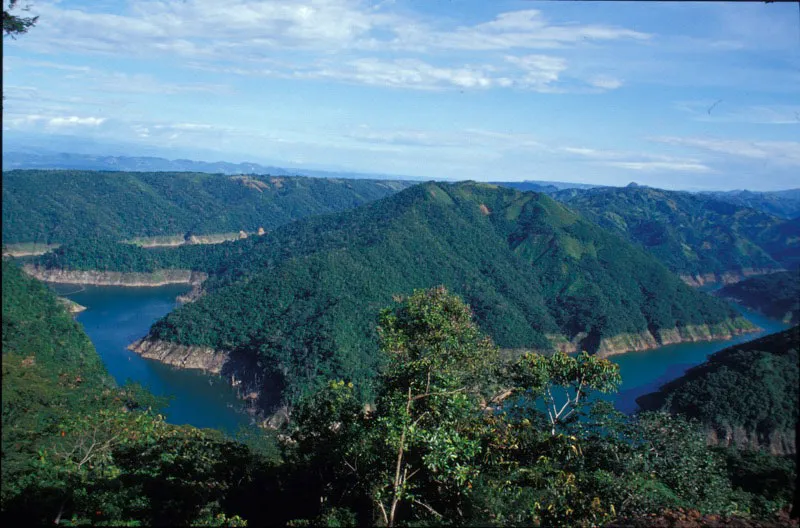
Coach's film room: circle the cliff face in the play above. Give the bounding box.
[706,425,796,456]
[547,318,755,358]
[680,268,782,287]
[57,297,87,314]
[22,265,207,288]
[129,337,282,427]
[128,339,229,374]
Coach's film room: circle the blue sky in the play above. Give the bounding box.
[3,0,799,190]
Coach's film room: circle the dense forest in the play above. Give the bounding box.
[37,182,753,411]
[2,262,795,526]
[637,326,799,456]
[718,271,800,324]
[701,188,800,220]
[1,170,412,245]
[552,185,798,279]
[1,259,276,526]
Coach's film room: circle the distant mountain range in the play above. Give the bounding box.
[2,150,604,191]
[550,185,800,282]
[700,189,800,220]
[1,151,428,182]
[2,169,414,245]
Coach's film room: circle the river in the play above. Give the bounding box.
[54,284,253,434]
[56,284,791,432]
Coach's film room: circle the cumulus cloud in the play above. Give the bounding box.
[603,161,713,173]
[345,126,546,151]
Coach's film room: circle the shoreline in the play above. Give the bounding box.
[22,265,207,289]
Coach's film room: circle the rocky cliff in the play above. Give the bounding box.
[706,425,796,456]
[680,268,782,287]
[547,318,756,358]
[128,339,229,374]
[22,265,207,288]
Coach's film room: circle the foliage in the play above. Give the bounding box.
[40,182,745,411]
[3,0,37,39]
[637,326,799,452]
[283,287,793,526]
[556,185,797,276]
[703,188,800,220]
[2,169,412,245]
[1,260,279,526]
[718,271,800,324]
[3,270,794,526]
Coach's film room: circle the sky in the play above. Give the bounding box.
[2,0,799,191]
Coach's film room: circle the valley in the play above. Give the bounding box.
[4,1,799,524]
[4,173,797,519]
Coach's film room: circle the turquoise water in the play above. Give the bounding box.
[58,284,791,433]
[55,284,253,434]
[611,306,791,413]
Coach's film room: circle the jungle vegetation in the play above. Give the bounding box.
[37,182,751,411]
[1,169,412,245]
[2,265,794,526]
[554,185,799,277]
[718,271,800,324]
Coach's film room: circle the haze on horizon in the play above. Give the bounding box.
[2,0,799,192]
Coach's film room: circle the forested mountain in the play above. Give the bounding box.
[3,265,794,525]
[493,180,599,194]
[718,271,800,324]
[637,326,799,455]
[702,188,800,219]
[37,182,752,410]
[1,170,413,245]
[553,185,797,283]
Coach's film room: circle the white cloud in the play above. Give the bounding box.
[306,58,495,90]
[9,1,639,92]
[345,126,546,151]
[398,9,650,52]
[48,116,106,127]
[3,113,106,128]
[588,75,623,90]
[652,136,800,166]
[603,161,713,173]
[560,145,713,173]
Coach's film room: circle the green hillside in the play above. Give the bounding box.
[637,326,799,454]
[1,169,413,245]
[1,260,277,526]
[718,271,800,324]
[555,186,795,280]
[39,182,750,408]
[703,188,800,219]
[3,267,793,525]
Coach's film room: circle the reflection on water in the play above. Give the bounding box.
[55,284,253,434]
